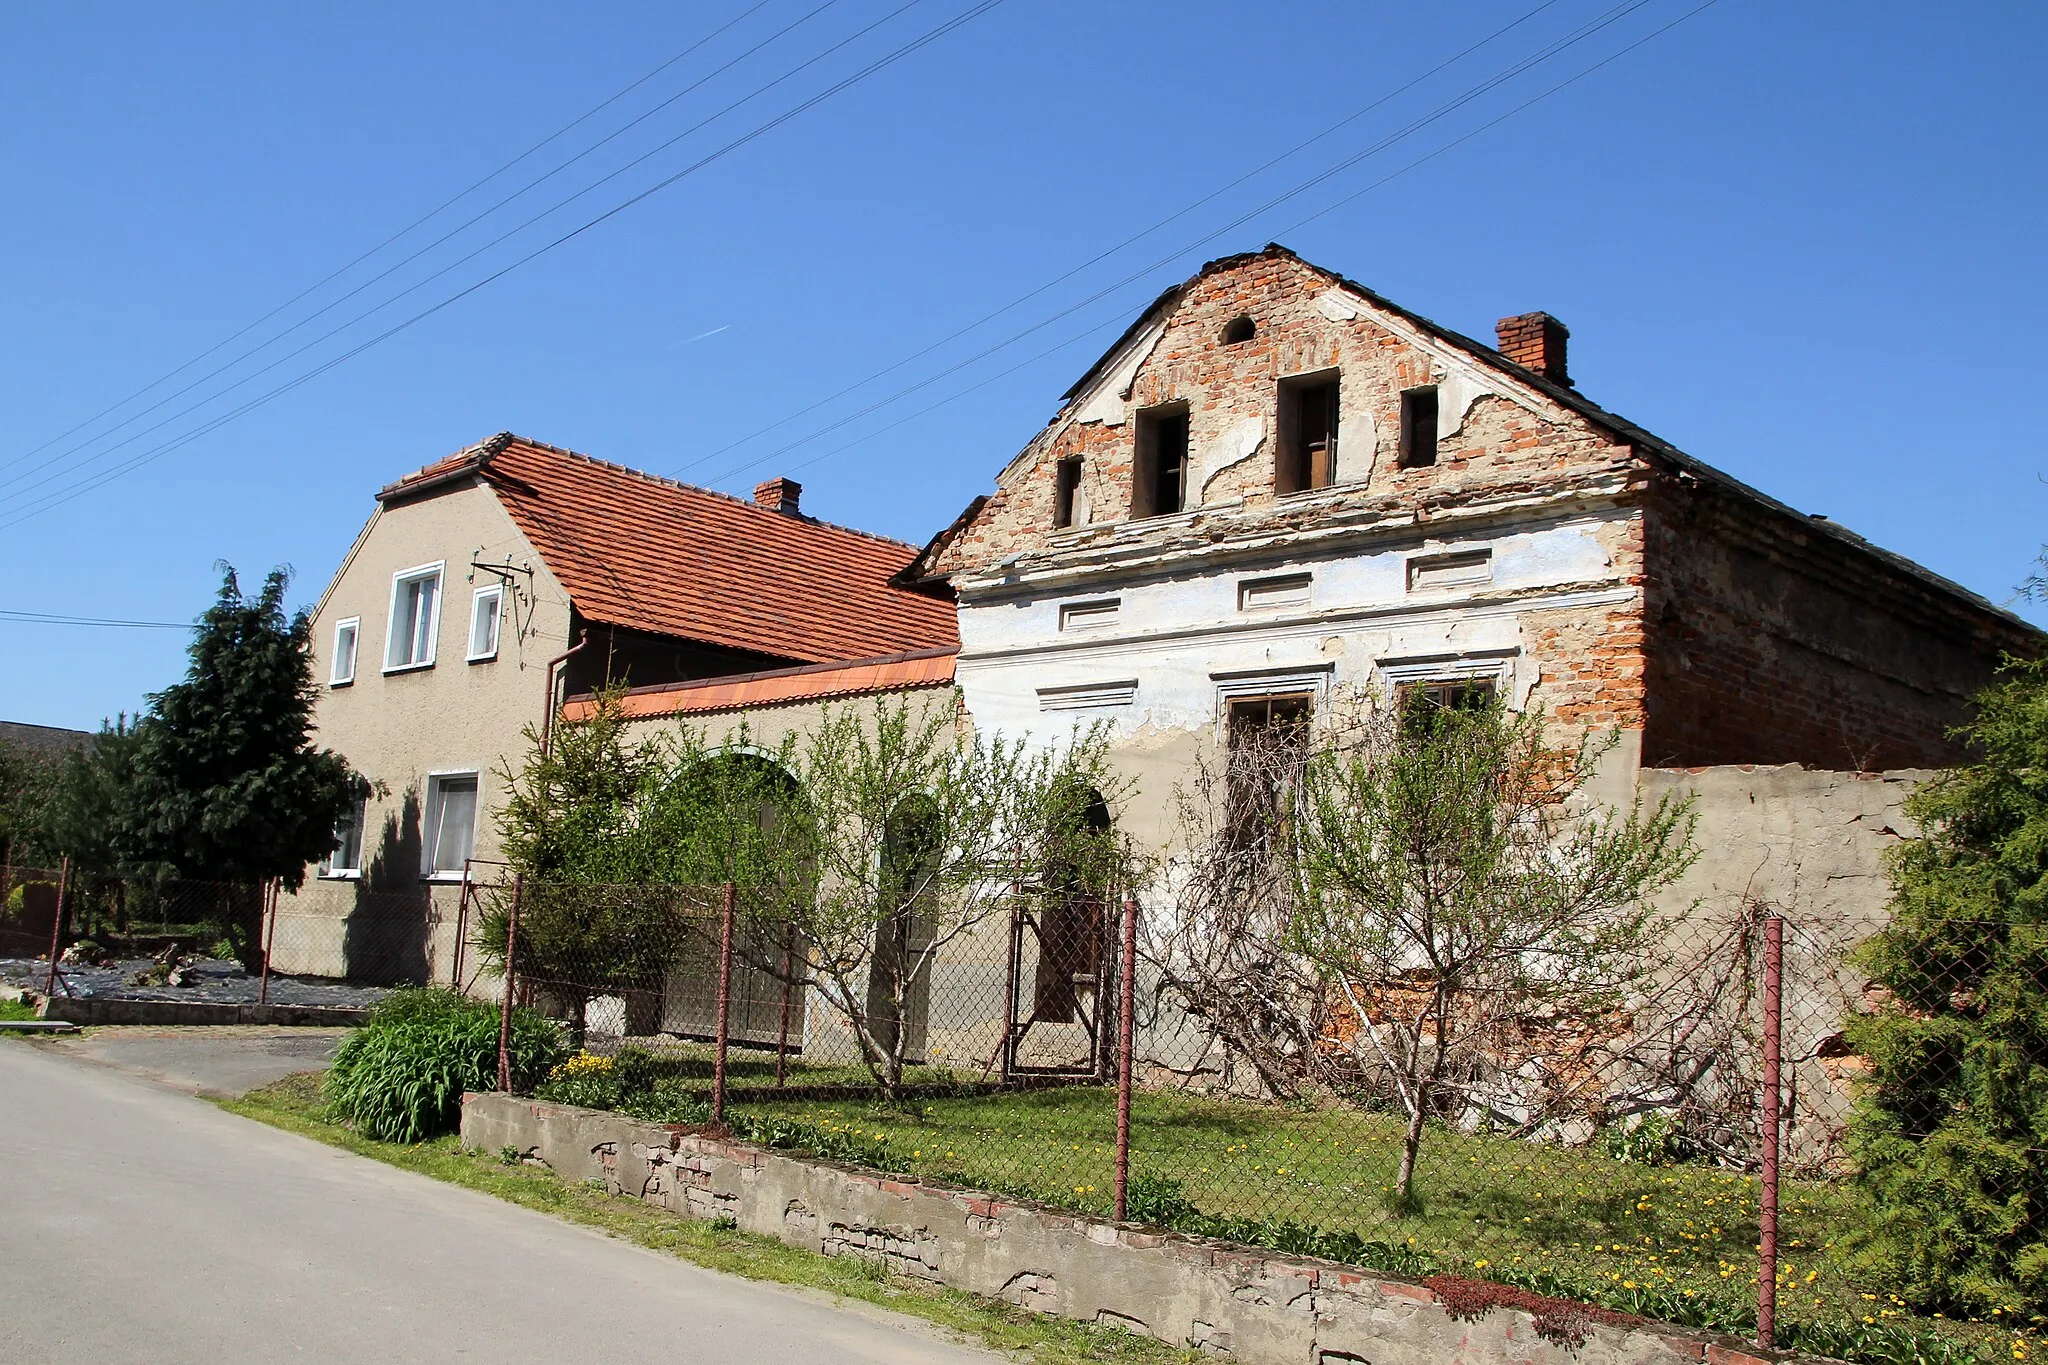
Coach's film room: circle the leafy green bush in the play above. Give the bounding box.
[325,988,563,1143]
[1598,1112,1692,1166]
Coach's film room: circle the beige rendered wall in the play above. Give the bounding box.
[275,479,576,987]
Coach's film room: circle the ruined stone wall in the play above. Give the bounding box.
[1640,481,2033,770]
[464,1093,1803,1365]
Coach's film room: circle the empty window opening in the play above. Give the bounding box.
[1059,598,1121,631]
[1052,455,1082,529]
[422,772,479,878]
[1133,406,1190,518]
[467,585,503,662]
[1238,573,1312,611]
[1277,374,1340,493]
[1225,694,1314,854]
[330,617,360,686]
[1033,790,1113,1025]
[1221,315,1257,345]
[1406,549,1493,592]
[1399,386,1440,468]
[1397,677,1498,740]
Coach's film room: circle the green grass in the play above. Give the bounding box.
[586,1038,967,1092]
[730,1085,2036,1358]
[221,1073,1199,1365]
[0,996,40,1023]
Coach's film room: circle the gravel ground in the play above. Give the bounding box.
[0,955,393,1009]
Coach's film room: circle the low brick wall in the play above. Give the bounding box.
[461,1093,1804,1365]
[38,997,367,1028]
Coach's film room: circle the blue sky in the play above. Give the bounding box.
[3,0,2044,729]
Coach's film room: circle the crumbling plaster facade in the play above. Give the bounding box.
[917,246,2035,882]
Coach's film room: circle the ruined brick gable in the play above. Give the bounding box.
[930,247,1639,581]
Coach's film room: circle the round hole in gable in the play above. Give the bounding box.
[1221,315,1256,345]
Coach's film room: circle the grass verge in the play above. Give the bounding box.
[219,1072,1198,1365]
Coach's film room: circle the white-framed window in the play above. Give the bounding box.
[329,617,360,686]
[467,584,503,662]
[384,561,444,672]
[320,785,369,878]
[422,772,480,880]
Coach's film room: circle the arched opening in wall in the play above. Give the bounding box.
[1222,315,1257,345]
[867,793,941,1066]
[1006,786,1117,1076]
[654,750,813,1050]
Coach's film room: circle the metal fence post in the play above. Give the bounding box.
[497,877,523,1093]
[774,927,795,1088]
[1113,892,1138,1222]
[1758,913,1784,1352]
[713,881,736,1127]
[43,856,71,999]
[257,879,280,1005]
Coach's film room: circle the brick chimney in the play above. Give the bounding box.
[753,477,802,515]
[1495,312,1571,386]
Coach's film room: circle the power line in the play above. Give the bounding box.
[702,0,1729,491]
[698,0,1674,486]
[0,610,190,630]
[667,0,1575,481]
[0,0,1006,528]
[0,0,852,499]
[0,0,783,482]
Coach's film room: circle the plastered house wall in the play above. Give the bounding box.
[275,479,574,985]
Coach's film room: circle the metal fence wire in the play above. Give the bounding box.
[484,875,2039,1355]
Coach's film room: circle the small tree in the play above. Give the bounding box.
[1846,656,2048,1318]
[751,694,1128,1097]
[486,687,725,1042]
[1286,692,1697,1210]
[121,566,354,965]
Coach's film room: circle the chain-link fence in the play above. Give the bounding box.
[478,876,2039,1356]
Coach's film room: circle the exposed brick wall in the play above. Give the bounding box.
[1640,479,2036,769]
[931,248,1635,580]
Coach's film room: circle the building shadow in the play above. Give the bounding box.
[344,784,432,985]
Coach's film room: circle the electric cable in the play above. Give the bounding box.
[0,0,852,497]
[700,0,1729,491]
[666,0,1575,480]
[0,0,782,480]
[695,0,1675,485]
[0,0,1008,531]
[0,609,191,630]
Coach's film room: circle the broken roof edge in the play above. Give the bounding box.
[562,645,959,721]
[1005,242,2046,642]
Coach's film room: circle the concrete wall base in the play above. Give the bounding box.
[461,1093,1806,1365]
[37,997,368,1027]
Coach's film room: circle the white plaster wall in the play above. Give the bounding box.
[956,510,1628,751]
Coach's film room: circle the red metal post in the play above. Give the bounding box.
[43,857,71,999]
[1113,892,1138,1222]
[497,877,524,1093]
[774,928,795,1087]
[1758,914,1784,1352]
[712,881,736,1126]
[257,879,280,1005]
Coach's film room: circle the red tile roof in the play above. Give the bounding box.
[562,647,958,721]
[379,434,957,665]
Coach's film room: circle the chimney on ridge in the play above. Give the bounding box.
[753,477,802,515]
[1495,312,1571,387]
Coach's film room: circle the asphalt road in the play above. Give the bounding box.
[26,1024,348,1095]
[0,1041,997,1364]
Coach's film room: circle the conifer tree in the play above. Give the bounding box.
[1848,656,2048,1317]
[122,565,353,963]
